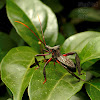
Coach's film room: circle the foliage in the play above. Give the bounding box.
[0,0,100,100]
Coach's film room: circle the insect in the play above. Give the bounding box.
[15,16,84,84]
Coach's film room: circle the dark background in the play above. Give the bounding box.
[0,0,100,33]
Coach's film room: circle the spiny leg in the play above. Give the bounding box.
[75,53,82,75]
[56,60,84,81]
[34,53,50,69]
[43,57,52,84]
[63,52,81,75]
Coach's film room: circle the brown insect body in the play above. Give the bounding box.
[15,18,84,84]
[45,45,75,68]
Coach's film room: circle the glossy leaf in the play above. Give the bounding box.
[62,31,100,53]
[69,91,90,100]
[1,46,38,100]
[7,98,12,100]
[86,79,100,100]
[62,31,100,70]
[69,7,100,22]
[28,62,86,100]
[1,46,86,100]
[80,37,100,65]
[6,0,58,52]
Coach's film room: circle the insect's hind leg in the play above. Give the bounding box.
[63,52,82,75]
[56,60,84,81]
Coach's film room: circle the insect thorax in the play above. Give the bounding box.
[45,45,61,58]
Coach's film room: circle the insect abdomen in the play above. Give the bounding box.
[57,56,75,68]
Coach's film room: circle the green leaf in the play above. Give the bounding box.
[62,31,100,70]
[69,7,100,22]
[55,33,65,45]
[0,32,16,51]
[0,96,10,100]
[86,79,100,100]
[0,51,7,62]
[80,59,99,70]
[0,0,6,10]
[0,32,17,62]
[89,60,100,77]
[69,91,90,100]
[1,46,86,100]
[62,31,100,53]
[7,98,12,100]
[9,28,25,46]
[42,0,63,13]
[80,37,100,65]
[62,23,76,38]
[28,62,86,100]
[1,46,38,100]
[6,0,58,52]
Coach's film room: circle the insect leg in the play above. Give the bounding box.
[63,52,81,75]
[54,62,56,66]
[43,49,49,59]
[34,53,50,69]
[43,49,49,52]
[56,60,84,81]
[34,58,40,69]
[35,53,50,57]
[43,57,52,84]
[63,52,76,56]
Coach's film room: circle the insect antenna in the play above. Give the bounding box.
[38,15,46,45]
[15,21,45,45]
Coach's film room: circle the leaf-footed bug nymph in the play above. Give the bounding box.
[15,16,84,84]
